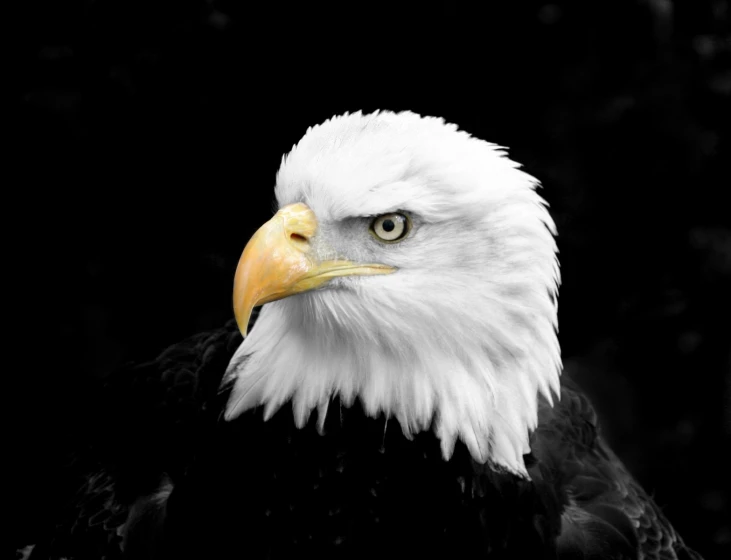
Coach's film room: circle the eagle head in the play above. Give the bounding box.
[224,111,561,476]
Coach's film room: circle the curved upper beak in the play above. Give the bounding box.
[233,203,396,336]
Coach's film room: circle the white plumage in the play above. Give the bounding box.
[226,110,561,476]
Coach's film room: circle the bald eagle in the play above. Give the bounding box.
[24,111,703,560]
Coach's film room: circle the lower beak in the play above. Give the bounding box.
[233,202,395,335]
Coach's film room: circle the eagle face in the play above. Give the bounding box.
[225,111,561,476]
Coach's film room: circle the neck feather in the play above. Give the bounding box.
[225,286,560,477]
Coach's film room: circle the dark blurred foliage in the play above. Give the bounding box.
[13,0,730,558]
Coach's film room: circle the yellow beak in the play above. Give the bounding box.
[233,202,396,336]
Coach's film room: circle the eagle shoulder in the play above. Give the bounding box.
[529,377,703,560]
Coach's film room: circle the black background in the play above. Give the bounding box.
[15,1,730,558]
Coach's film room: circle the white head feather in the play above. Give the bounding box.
[226,110,561,477]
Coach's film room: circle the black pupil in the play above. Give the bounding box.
[382,218,396,232]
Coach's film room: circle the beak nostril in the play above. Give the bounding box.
[290,233,308,243]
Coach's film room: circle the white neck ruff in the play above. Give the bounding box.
[224,284,561,477]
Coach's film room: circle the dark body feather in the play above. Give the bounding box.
[27,321,703,560]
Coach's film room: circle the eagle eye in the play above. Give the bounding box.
[370,213,411,243]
